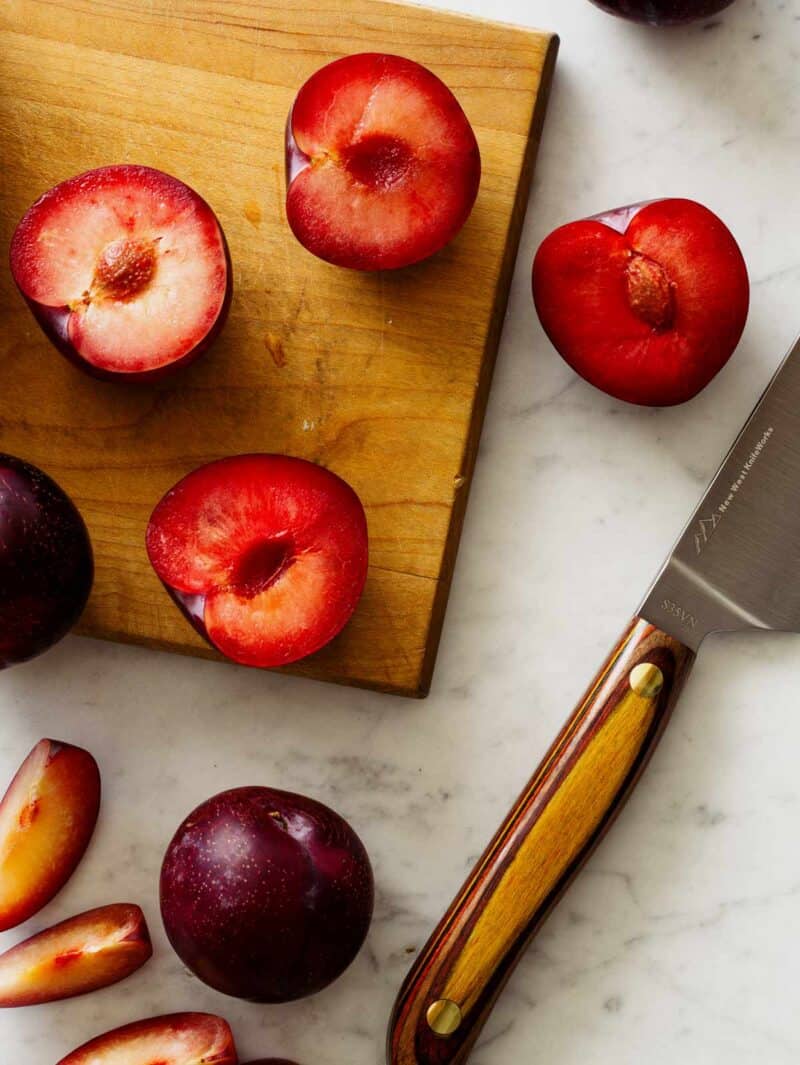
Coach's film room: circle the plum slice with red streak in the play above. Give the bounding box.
[146,455,368,668]
[0,903,151,1006]
[532,198,749,406]
[286,53,481,270]
[10,165,231,380]
[56,1013,238,1065]
[0,739,101,932]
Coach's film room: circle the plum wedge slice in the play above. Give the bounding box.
[56,1013,238,1065]
[10,165,231,380]
[0,903,151,1006]
[0,739,101,932]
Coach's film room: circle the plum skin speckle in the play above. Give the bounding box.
[532,198,749,407]
[160,786,374,1002]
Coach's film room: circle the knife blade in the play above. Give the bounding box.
[388,335,800,1065]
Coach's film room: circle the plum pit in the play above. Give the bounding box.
[625,253,675,331]
[92,237,158,302]
[342,133,413,191]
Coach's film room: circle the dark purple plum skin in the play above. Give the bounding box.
[589,0,736,22]
[160,786,374,1003]
[243,1060,302,1064]
[15,235,233,384]
[0,455,93,668]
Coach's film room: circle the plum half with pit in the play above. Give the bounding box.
[10,165,231,380]
[588,0,737,23]
[160,786,375,1002]
[286,53,481,270]
[0,455,93,668]
[146,454,369,668]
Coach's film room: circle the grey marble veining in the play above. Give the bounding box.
[2,1,800,1062]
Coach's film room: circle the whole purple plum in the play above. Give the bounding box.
[160,787,374,1002]
[589,0,736,23]
[0,455,93,667]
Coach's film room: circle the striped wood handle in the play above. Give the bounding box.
[387,617,694,1065]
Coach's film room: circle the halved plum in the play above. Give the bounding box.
[0,903,151,1006]
[286,53,481,270]
[0,739,101,932]
[10,165,231,380]
[532,198,749,406]
[146,455,369,668]
[56,1013,238,1065]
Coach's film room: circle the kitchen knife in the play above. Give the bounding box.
[388,335,800,1065]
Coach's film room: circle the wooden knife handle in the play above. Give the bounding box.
[387,617,694,1065]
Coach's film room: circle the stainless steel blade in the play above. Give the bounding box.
[640,336,800,651]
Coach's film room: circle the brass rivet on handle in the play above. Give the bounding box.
[427,998,463,1037]
[629,663,664,698]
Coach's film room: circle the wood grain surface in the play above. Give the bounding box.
[0,0,557,696]
[388,618,695,1062]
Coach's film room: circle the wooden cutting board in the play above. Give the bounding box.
[0,0,557,697]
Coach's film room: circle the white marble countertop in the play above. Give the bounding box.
[3,1,800,1062]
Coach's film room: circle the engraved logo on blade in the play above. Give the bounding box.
[662,599,698,629]
[694,427,774,556]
